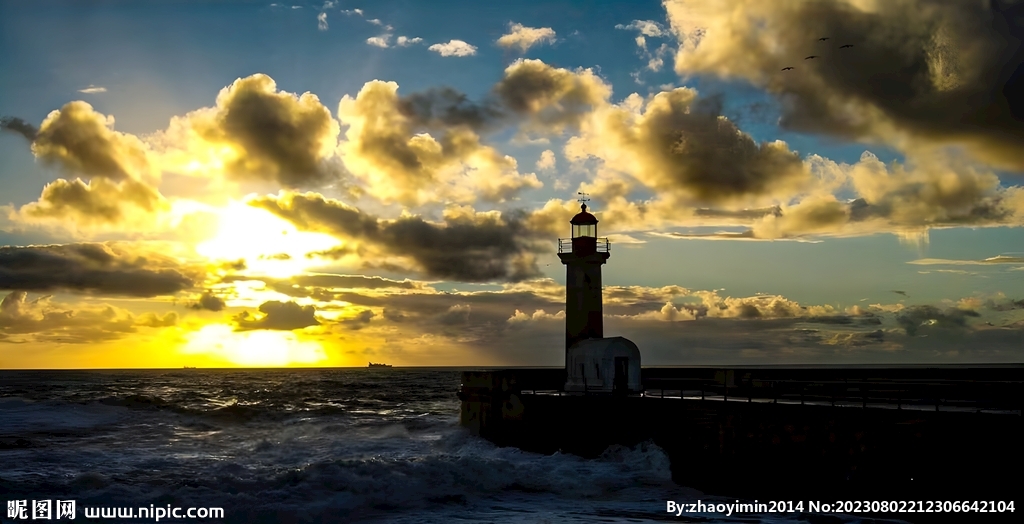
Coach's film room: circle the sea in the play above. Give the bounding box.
[0,369,892,523]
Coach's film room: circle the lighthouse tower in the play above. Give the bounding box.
[558,202,610,354]
[558,202,642,394]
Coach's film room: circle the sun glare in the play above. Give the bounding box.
[182,324,328,367]
[195,200,340,278]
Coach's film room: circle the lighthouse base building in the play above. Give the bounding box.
[563,336,642,394]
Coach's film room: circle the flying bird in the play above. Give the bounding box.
[839,44,854,49]
[818,37,830,41]
[892,290,908,297]
[805,55,819,60]
[781,66,794,71]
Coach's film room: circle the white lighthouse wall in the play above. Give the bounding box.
[564,336,642,393]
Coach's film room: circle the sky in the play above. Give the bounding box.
[1,0,1023,368]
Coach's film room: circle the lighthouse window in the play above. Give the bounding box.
[573,223,597,238]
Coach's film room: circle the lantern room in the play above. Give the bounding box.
[569,203,600,255]
[571,203,598,238]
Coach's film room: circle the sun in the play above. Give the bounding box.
[182,324,327,367]
[194,200,340,278]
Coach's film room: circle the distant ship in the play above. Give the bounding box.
[368,362,392,368]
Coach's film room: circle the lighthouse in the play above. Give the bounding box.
[558,202,610,352]
[558,202,641,394]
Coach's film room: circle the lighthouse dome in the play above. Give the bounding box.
[570,203,598,225]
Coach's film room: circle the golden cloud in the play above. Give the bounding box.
[157,74,342,187]
[337,80,541,205]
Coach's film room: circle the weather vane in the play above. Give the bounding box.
[576,191,590,205]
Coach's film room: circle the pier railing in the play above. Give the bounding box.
[463,366,1024,414]
[640,366,1023,413]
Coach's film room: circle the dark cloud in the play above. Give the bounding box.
[188,292,226,312]
[494,59,611,133]
[340,308,375,329]
[251,192,548,282]
[235,300,319,331]
[562,84,809,206]
[694,206,782,220]
[667,0,1024,170]
[397,87,504,131]
[172,74,341,187]
[290,274,419,290]
[217,274,421,302]
[0,243,194,297]
[614,89,806,203]
[0,116,38,141]
[896,305,980,336]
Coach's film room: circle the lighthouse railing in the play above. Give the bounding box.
[558,238,610,254]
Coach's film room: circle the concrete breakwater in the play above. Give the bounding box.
[458,365,1022,502]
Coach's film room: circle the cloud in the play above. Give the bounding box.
[909,255,1024,266]
[437,304,471,325]
[662,0,1024,171]
[895,305,979,336]
[685,290,838,319]
[0,291,149,344]
[291,274,420,290]
[496,22,557,53]
[341,8,363,16]
[188,291,227,312]
[615,19,673,77]
[136,311,178,328]
[0,243,195,297]
[494,59,612,134]
[367,35,390,47]
[340,308,375,329]
[507,308,565,323]
[396,87,504,131]
[428,40,477,57]
[220,273,422,301]
[396,36,422,46]
[565,87,809,205]
[3,104,174,229]
[0,116,38,141]
[30,101,154,182]
[14,177,169,227]
[615,20,666,37]
[78,86,107,94]
[741,152,1024,240]
[317,12,328,31]
[156,74,341,188]
[251,192,550,282]
[335,80,541,205]
[536,149,556,171]
[235,300,320,331]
